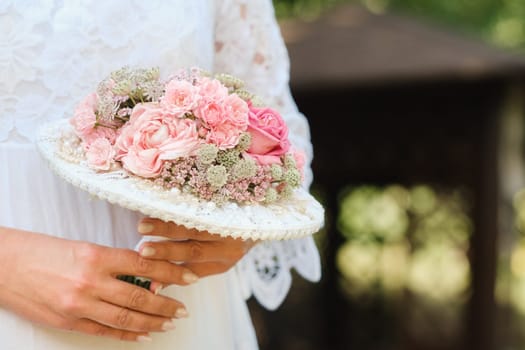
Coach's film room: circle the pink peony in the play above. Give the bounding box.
[115,103,201,178]
[246,106,290,165]
[70,93,118,148]
[161,79,200,116]
[86,137,116,171]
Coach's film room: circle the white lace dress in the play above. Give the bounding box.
[0,0,320,349]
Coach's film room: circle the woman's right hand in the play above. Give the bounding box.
[0,226,198,342]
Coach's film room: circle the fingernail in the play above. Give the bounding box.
[140,246,156,257]
[137,335,153,342]
[182,272,199,284]
[154,284,164,295]
[175,308,189,318]
[162,321,176,331]
[138,222,154,234]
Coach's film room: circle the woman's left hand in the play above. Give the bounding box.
[137,218,256,278]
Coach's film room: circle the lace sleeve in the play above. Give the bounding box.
[214,0,321,310]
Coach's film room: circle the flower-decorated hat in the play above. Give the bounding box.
[37,67,324,241]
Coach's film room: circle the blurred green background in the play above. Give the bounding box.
[275,0,525,50]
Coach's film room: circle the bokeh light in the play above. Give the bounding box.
[337,184,471,305]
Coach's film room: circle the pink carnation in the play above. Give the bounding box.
[196,77,229,101]
[70,93,118,148]
[246,106,290,165]
[224,94,249,127]
[161,79,200,117]
[86,137,116,171]
[115,103,201,178]
[195,93,249,149]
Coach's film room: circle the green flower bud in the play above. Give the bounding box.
[197,144,219,165]
[283,154,296,169]
[270,164,283,181]
[112,80,132,95]
[217,149,240,168]
[206,165,228,188]
[280,184,294,199]
[212,193,228,206]
[249,95,265,107]
[236,132,252,152]
[284,168,301,187]
[264,187,279,203]
[233,89,256,102]
[144,67,160,81]
[215,73,244,90]
[231,158,257,180]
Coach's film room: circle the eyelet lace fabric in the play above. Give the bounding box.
[1,0,320,317]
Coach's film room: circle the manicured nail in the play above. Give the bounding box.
[140,246,156,257]
[162,321,176,331]
[182,272,199,284]
[138,222,154,234]
[175,308,189,318]
[137,335,152,342]
[154,284,164,295]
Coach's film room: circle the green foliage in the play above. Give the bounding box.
[273,0,348,19]
[274,0,525,49]
[382,0,525,49]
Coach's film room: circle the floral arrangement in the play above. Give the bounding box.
[70,67,304,205]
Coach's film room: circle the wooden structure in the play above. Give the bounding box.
[251,5,525,350]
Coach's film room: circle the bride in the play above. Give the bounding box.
[0,0,320,349]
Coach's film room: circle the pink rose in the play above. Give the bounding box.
[161,79,200,116]
[70,93,118,148]
[86,137,116,171]
[115,103,201,178]
[246,106,290,165]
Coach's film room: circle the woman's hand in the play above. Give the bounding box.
[0,227,198,342]
[137,218,256,277]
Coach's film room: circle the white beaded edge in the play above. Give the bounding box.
[36,119,325,241]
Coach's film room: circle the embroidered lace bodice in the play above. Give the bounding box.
[0,0,321,309]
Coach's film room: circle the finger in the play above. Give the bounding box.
[138,218,218,241]
[81,300,176,333]
[183,262,233,278]
[97,278,188,319]
[102,248,199,285]
[1,289,152,342]
[139,240,246,264]
[70,318,152,342]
